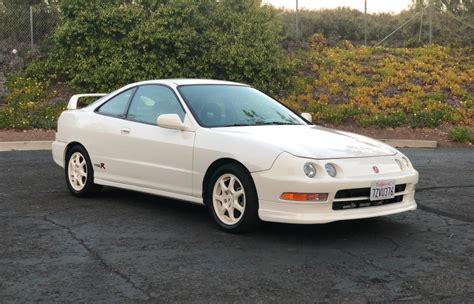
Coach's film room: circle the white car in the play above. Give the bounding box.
[52,79,418,233]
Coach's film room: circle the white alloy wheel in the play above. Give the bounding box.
[68,152,88,191]
[212,173,246,226]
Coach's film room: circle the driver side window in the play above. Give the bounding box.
[97,88,135,118]
[127,85,185,125]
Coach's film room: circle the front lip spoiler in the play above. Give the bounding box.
[258,200,417,224]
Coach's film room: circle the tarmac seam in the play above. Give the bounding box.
[337,248,427,300]
[378,235,401,251]
[42,214,155,301]
[416,185,474,223]
[336,248,461,302]
[416,185,474,192]
[417,204,474,223]
[338,248,405,280]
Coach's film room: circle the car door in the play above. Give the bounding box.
[116,84,195,197]
[88,87,137,182]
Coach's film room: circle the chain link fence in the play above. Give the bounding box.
[0,4,59,99]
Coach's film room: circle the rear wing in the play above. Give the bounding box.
[67,93,107,110]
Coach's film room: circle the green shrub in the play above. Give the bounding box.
[448,126,472,143]
[356,115,378,127]
[0,76,65,130]
[424,92,448,102]
[37,1,291,95]
[409,110,449,128]
[0,103,65,130]
[5,76,46,107]
[375,112,407,128]
[25,59,60,83]
[321,106,360,125]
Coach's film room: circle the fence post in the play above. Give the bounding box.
[30,6,34,50]
[364,0,367,45]
[428,4,433,44]
[295,0,299,42]
[418,11,423,42]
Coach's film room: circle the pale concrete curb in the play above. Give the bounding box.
[380,139,437,148]
[0,139,437,151]
[0,141,52,151]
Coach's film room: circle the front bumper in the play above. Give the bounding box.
[258,197,416,224]
[252,152,418,224]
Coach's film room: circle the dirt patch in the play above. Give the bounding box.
[0,129,55,141]
[0,124,472,148]
[325,122,473,148]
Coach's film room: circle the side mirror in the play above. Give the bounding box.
[157,114,186,130]
[301,112,312,123]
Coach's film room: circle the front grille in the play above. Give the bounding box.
[333,195,403,210]
[335,184,406,199]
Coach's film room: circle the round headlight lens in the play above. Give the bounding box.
[402,157,410,168]
[303,163,316,178]
[325,163,337,177]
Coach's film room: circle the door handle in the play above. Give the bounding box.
[121,128,131,135]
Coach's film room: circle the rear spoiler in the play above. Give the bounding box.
[67,93,107,110]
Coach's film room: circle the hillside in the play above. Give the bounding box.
[283,42,473,129]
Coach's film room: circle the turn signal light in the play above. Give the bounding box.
[280,192,328,202]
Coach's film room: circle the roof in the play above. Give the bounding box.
[128,78,248,87]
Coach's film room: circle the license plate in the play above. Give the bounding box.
[370,180,396,201]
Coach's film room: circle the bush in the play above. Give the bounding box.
[409,110,448,128]
[0,103,64,130]
[37,1,291,95]
[448,126,472,143]
[375,112,407,128]
[5,76,46,106]
[0,76,65,130]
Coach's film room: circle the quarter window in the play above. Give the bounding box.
[97,88,135,118]
[127,85,185,125]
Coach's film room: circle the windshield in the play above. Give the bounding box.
[178,85,307,127]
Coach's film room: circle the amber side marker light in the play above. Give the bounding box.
[280,193,328,202]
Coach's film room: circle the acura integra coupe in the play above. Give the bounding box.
[52,79,418,232]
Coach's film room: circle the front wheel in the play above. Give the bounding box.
[206,164,260,233]
[65,145,102,197]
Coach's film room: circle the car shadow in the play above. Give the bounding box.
[93,186,413,244]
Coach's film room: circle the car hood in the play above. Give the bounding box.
[211,125,397,159]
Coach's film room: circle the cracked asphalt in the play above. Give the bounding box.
[1,149,473,303]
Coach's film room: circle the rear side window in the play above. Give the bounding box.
[127,85,185,125]
[97,88,135,118]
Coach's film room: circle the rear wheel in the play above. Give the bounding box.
[206,164,260,233]
[65,145,101,197]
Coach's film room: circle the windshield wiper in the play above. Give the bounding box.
[215,122,298,127]
[255,121,297,125]
[216,123,251,127]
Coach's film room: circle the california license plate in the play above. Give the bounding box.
[370,180,396,201]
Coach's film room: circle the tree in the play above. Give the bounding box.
[411,0,473,16]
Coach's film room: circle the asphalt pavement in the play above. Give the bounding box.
[1,149,473,303]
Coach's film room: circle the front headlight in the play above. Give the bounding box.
[325,163,337,177]
[303,162,317,178]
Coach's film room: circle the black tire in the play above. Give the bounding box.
[65,145,102,197]
[205,163,260,233]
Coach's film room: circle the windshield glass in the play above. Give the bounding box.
[178,85,306,127]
